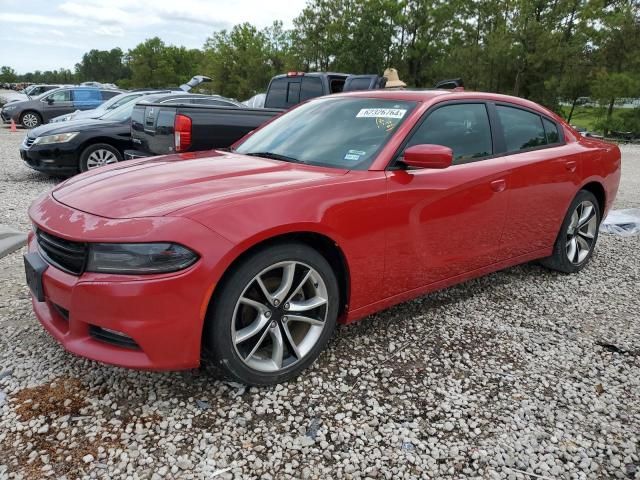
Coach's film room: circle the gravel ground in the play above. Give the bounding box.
[0,122,638,480]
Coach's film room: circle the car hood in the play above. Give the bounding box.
[52,150,348,219]
[28,118,117,137]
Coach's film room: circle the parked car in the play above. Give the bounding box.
[125,96,275,159]
[1,86,122,128]
[20,92,240,175]
[49,90,170,123]
[25,89,620,385]
[23,84,64,97]
[263,71,386,109]
[125,72,454,159]
[48,76,214,124]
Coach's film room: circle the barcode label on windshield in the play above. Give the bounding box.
[356,108,407,119]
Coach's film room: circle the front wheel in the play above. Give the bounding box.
[79,144,122,172]
[541,189,601,273]
[204,243,339,385]
[20,111,41,128]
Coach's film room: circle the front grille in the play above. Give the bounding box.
[89,326,141,350]
[36,229,87,275]
[23,137,35,148]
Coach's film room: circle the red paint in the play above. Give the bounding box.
[27,89,621,371]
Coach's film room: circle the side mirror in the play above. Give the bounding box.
[403,144,453,169]
[47,98,54,105]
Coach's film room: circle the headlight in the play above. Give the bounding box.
[33,132,79,145]
[2,105,16,111]
[86,243,199,274]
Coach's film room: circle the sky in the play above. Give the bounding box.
[0,0,307,74]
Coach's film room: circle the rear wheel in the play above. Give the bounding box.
[20,111,41,128]
[79,144,122,172]
[541,190,600,273]
[204,243,339,385]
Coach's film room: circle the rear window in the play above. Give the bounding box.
[265,78,287,108]
[348,78,374,91]
[300,77,323,101]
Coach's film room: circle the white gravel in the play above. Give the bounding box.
[0,122,638,479]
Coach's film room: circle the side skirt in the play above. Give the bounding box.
[343,247,552,324]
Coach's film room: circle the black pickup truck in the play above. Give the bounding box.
[125,72,387,158]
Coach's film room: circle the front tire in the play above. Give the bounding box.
[20,111,41,128]
[204,242,339,386]
[541,190,601,273]
[79,144,122,172]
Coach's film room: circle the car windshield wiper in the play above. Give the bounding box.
[244,152,305,164]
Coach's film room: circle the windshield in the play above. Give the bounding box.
[102,93,142,111]
[235,97,417,170]
[99,99,137,121]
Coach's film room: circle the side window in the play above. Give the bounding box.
[74,89,101,104]
[329,78,345,93]
[405,103,493,164]
[264,78,287,108]
[300,77,323,101]
[542,117,561,144]
[47,90,71,102]
[497,105,547,152]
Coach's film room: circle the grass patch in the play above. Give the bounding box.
[558,105,627,133]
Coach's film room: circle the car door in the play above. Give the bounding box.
[384,102,510,296]
[40,89,73,121]
[492,103,581,258]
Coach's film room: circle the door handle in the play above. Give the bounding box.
[565,160,577,172]
[490,179,506,193]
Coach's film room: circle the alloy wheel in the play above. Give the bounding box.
[231,261,329,373]
[566,200,597,264]
[22,113,38,128]
[86,149,119,169]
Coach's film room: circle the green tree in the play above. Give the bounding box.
[0,66,18,83]
[75,48,126,83]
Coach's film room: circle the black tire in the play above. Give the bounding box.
[19,111,41,128]
[79,143,122,172]
[204,242,339,386]
[541,189,601,273]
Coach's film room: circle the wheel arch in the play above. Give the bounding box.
[79,138,126,157]
[207,230,351,320]
[19,109,42,124]
[580,180,606,217]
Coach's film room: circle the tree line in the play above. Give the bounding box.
[1,0,639,131]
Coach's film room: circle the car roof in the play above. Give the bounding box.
[334,89,561,119]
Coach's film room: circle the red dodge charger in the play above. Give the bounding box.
[25,90,621,385]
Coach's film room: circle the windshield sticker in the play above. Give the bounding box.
[344,150,365,161]
[356,108,407,119]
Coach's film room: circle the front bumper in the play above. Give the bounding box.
[20,143,79,175]
[1,109,18,123]
[27,194,234,371]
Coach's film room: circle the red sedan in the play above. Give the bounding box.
[25,90,621,385]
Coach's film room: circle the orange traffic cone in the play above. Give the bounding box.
[9,119,17,132]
